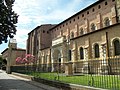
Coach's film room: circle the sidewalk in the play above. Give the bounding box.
[0,70,59,90]
[10,73,59,90]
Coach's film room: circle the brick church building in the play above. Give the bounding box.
[27,0,120,74]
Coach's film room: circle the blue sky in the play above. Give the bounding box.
[0,0,97,54]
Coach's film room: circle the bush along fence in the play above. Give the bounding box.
[11,56,120,90]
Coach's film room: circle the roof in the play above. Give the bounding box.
[28,24,56,35]
[12,48,26,51]
[1,48,26,54]
[1,48,8,54]
[50,0,106,30]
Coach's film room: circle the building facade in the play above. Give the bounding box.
[1,39,26,73]
[27,0,120,74]
[27,24,55,65]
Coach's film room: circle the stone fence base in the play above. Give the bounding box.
[12,72,106,90]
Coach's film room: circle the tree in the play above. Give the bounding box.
[0,56,3,65]
[0,0,18,44]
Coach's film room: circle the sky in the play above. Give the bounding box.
[0,0,97,54]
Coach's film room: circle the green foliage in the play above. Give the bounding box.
[26,72,120,90]
[0,0,18,44]
[0,56,7,65]
[0,56,3,66]
[0,56,3,62]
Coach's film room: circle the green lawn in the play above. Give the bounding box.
[26,72,120,90]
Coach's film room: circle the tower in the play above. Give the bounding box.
[8,39,17,49]
[6,39,17,74]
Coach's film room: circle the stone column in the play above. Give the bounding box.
[100,44,109,74]
[97,13,102,29]
[65,62,73,76]
[75,24,79,37]
[51,49,54,72]
[116,0,120,22]
[46,55,51,72]
[82,47,89,74]
[6,47,12,74]
[111,6,117,24]
[85,19,89,33]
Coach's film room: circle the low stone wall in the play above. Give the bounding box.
[12,72,107,90]
[31,77,106,90]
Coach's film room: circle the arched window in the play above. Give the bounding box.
[80,28,84,35]
[114,39,120,55]
[91,23,96,31]
[68,50,72,61]
[94,44,100,58]
[71,32,74,38]
[80,47,84,59]
[104,17,110,27]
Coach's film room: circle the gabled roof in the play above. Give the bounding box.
[28,24,56,35]
[1,48,26,54]
[1,48,8,54]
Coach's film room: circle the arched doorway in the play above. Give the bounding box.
[52,49,62,72]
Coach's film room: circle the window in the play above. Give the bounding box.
[105,2,107,5]
[43,30,45,33]
[82,14,84,17]
[80,47,84,59]
[80,28,84,35]
[73,19,75,21]
[92,8,95,12]
[114,40,120,55]
[104,17,110,27]
[78,16,79,19]
[87,11,89,14]
[91,23,96,31]
[69,21,71,23]
[71,32,74,38]
[98,5,101,9]
[94,44,100,58]
[68,50,72,61]
[112,0,115,2]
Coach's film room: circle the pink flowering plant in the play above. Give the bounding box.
[16,57,22,64]
[16,54,36,64]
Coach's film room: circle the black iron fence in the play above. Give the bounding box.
[11,57,120,90]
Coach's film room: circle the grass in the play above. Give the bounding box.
[25,72,120,90]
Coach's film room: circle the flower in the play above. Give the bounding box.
[16,54,36,64]
[16,57,22,64]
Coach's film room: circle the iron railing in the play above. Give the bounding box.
[11,57,120,90]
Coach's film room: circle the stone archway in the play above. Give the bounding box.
[52,49,61,63]
[52,49,62,72]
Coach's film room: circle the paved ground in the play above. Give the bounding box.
[0,70,59,90]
